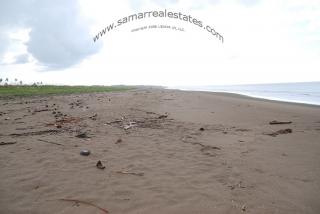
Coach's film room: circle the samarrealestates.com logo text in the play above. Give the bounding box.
[93,9,224,43]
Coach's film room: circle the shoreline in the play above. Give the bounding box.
[167,88,320,108]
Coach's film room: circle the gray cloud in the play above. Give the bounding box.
[0,32,8,60]
[0,0,101,70]
[14,54,30,64]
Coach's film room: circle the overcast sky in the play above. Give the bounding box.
[0,0,319,86]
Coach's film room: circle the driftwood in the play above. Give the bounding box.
[116,171,144,176]
[265,128,292,137]
[158,115,168,119]
[75,132,90,138]
[37,139,63,146]
[10,129,60,137]
[124,122,137,130]
[0,141,17,146]
[33,109,51,113]
[269,120,292,125]
[58,198,109,213]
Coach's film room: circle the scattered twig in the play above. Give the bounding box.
[116,171,144,176]
[105,120,122,125]
[33,109,51,113]
[235,128,251,132]
[0,141,17,146]
[10,129,60,137]
[89,114,98,121]
[58,198,109,213]
[75,132,90,138]
[124,122,137,130]
[181,136,221,157]
[37,139,63,146]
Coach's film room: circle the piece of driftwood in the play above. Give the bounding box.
[106,120,122,125]
[75,132,89,138]
[269,120,292,125]
[0,141,17,146]
[116,171,144,176]
[33,109,51,113]
[265,128,293,137]
[37,139,63,146]
[58,198,109,213]
[124,122,137,130]
[158,115,168,119]
[10,129,60,137]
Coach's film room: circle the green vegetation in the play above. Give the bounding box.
[0,85,133,97]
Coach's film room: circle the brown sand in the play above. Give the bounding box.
[0,89,320,214]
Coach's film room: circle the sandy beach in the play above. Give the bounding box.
[0,88,320,214]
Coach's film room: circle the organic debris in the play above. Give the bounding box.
[58,199,108,213]
[33,108,51,113]
[10,129,60,137]
[158,114,168,119]
[55,116,82,125]
[0,141,17,146]
[37,139,63,146]
[235,128,251,132]
[241,205,246,212]
[265,128,292,137]
[105,120,122,125]
[76,132,89,138]
[56,124,62,128]
[96,160,106,169]
[124,122,137,130]
[115,138,122,144]
[181,136,221,157]
[106,115,171,131]
[269,120,292,125]
[89,114,98,121]
[228,181,246,190]
[116,171,144,176]
[69,100,83,108]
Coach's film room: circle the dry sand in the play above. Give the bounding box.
[0,88,320,214]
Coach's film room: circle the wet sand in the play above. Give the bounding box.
[1,88,320,214]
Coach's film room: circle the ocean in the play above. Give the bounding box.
[169,82,320,106]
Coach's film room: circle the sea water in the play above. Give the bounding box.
[170,82,320,106]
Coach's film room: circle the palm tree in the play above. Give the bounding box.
[14,78,18,84]
[19,80,23,85]
[0,78,2,85]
